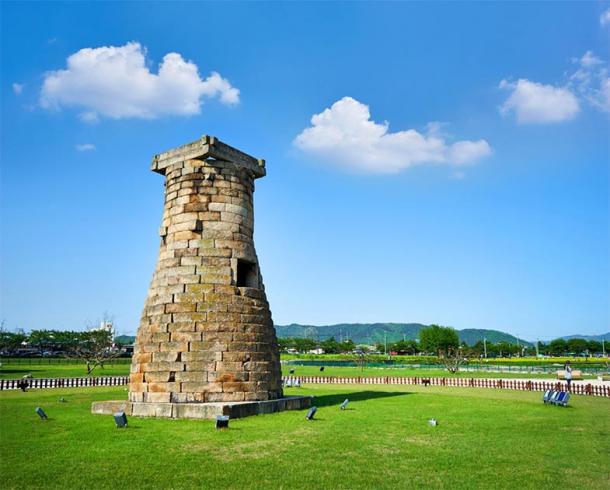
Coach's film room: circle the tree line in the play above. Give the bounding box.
[0,329,126,374]
[280,325,606,357]
[279,337,357,354]
[2,327,605,358]
[0,329,131,352]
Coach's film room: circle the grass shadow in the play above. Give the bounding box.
[312,390,409,408]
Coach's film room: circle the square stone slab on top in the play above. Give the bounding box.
[91,395,313,420]
[151,134,267,178]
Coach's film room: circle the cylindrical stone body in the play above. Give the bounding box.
[129,149,283,404]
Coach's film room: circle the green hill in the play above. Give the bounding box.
[115,335,135,345]
[458,329,530,346]
[275,323,425,344]
[561,333,610,342]
[275,323,531,346]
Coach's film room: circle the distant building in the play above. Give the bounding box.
[308,348,324,355]
[89,321,115,341]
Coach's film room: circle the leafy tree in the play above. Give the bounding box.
[318,336,357,354]
[29,330,81,351]
[278,337,318,352]
[566,338,588,355]
[294,337,317,352]
[320,337,341,354]
[66,329,118,375]
[278,338,292,352]
[391,339,419,354]
[496,341,511,357]
[0,330,27,351]
[471,340,485,357]
[375,342,386,353]
[340,339,356,353]
[419,325,459,355]
[549,338,568,355]
[587,340,602,354]
[537,341,548,356]
[521,345,536,356]
[419,325,463,372]
[357,345,375,354]
[441,347,467,373]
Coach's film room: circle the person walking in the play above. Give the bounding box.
[564,360,573,391]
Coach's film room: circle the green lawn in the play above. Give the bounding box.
[281,365,597,379]
[0,361,130,379]
[0,361,597,380]
[1,384,608,489]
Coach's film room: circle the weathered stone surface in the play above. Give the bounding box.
[132,401,173,418]
[91,400,133,415]
[91,396,312,420]
[129,136,283,407]
[144,392,171,403]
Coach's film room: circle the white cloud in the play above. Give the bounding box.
[578,50,603,69]
[75,143,96,151]
[40,42,239,120]
[499,79,579,123]
[570,51,610,113]
[12,83,24,95]
[601,8,610,26]
[501,50,610,124]
[293,97,491,174]
[449,140,493,164]
[79,111,99,124]
[600,78,610,112]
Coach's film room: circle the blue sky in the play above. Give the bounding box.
[1,1,608,340]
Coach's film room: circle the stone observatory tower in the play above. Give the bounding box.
[129,135,284,408]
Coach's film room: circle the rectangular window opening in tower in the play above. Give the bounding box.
[236,259,259,288]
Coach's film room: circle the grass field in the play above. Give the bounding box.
[283,353,609,367]
[1,384,608,489]
[0,361,599,380]
[0,362,130,379]
[281,365,599,380]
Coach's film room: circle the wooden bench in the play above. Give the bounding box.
[556,370,582,380]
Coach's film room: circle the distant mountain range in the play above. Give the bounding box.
[275,323,532,346]
[561,333,610,342]
[116,326,610,347]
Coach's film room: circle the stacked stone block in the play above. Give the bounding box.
[129,135,283,404]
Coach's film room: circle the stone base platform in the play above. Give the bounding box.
[91,395,313,420]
